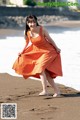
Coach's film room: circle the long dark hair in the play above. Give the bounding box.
[25,15,39,36]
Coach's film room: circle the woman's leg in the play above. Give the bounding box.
[39,71,48,95]
[45,71,60,97]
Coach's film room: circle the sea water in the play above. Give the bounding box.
[0,27,80,91]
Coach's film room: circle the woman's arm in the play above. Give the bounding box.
[43,27,61,53]
[18,35,29,56]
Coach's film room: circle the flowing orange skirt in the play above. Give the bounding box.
[12,27,63,79]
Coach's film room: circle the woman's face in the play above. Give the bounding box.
[27,18,37,29]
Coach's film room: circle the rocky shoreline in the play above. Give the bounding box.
[0,14,80,29]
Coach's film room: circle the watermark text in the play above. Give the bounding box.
[37,2,79,7]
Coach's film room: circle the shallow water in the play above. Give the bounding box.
[0,26,80,91]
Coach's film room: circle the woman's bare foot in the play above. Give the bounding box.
[39,91,48,96]
[53,93,61,98]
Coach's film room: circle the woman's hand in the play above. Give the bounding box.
[18,44,27,57]
[18,52,23,57]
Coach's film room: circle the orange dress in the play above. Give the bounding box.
[12,26,62,79]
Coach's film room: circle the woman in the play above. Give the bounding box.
[12,15,63,97]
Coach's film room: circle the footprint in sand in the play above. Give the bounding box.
[29,106,57,114]
[28,90,39,95]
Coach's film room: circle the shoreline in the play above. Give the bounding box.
[0,20,80,30]
[0,20,80,37]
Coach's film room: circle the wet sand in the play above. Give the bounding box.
[0,73,80,120]
[1,20,80,35]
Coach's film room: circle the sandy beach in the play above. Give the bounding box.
[0,21,80,120]
[0,73,80,120]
